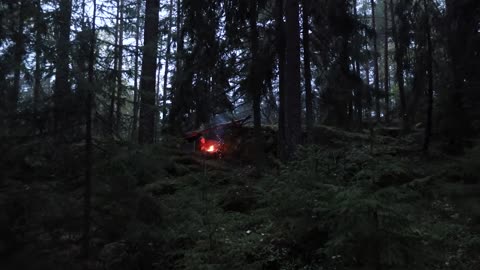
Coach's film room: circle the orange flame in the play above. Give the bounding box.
[199,136,221,154]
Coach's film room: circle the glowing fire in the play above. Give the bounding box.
[199,136,221,154]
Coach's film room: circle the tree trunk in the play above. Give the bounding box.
[284,0,302,160]
[131,0,141,141]
[9,0,25,122]
[54,0,72,133]
[423,0,434,151]
[370,0,381,122]
[443,0,479,147]
[167,0,185,133]
[138,0,160,144]
[162,0,174,125]
[83,0,96,258]
[383,0,390,123]
[408,22,426,127]
[302,0,313,139]
[275,0,286,160]
[154,36,164,142]
[266,82,278,123]
[175,0,183,79]
[390,0,408,131]
[355,60,363,128]
[34,0,43,129]
[249,0,265,173]
[110,2,120,133]
[363,12,371,123]
[363,10,372,122]
[115,0,124,133]
[339,26,350,128]
[353,0,363,129]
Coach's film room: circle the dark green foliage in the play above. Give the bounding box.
[1,0,480,269]
[321,187,422,267]
[219,185,261,213]
[263,142,480,269]
[2,129,480,270]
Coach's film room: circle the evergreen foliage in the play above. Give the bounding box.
[1,0,480,269]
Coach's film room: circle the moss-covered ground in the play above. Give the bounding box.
[1,127,479,270]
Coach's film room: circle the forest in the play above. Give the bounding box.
[1,0,479,269]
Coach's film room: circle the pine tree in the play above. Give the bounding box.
[54,0,72,133]
[302,0,313,138]
[115,0,124,133]
[162,0,174,125]
[33,0,43,128]
[390,0,408,131]
[284,0,302,160]
[138,0,160,144]
[248,0,265,172]
[8,0,26,128]
[83,0,96,258]
[275,0,287,160]
[370,0,381,122]
[131,0,142,140]
[383,0,390,123]
[423,0,434,151]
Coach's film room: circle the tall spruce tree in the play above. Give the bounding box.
[54,0,72,132]
[284,0,302,160]
[138,0,160,144]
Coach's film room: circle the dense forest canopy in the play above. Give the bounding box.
[0,0,479,143]
[1,0,480,269]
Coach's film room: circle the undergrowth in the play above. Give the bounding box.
[262,144,480,270]
[1,139,479,270]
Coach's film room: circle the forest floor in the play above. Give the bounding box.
[1,126,480,270]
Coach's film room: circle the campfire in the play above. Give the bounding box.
[184,115,251,155]
[199,137,222,154]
